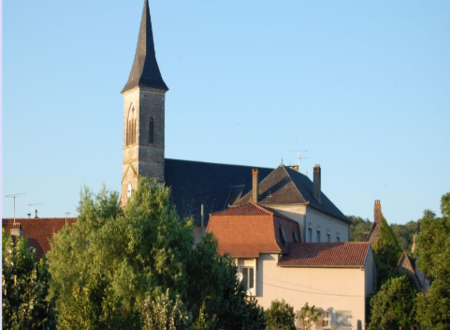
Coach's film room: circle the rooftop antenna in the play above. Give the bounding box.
[28,203,43,218]
[289,149,308,172]
[5,193,25,224]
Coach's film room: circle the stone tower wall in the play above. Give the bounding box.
[121,86,165,205]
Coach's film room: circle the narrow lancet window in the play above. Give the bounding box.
[149,117,154,144]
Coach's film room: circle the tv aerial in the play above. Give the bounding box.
[5,192,25,224]
[289,149,309,172]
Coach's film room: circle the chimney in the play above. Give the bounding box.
[290,165,299,172]
[313,165,321,203]
[374,200,382,224]
[10,222,23,237]
[252,169,259,203]
[201,204,205,238]
[35,210,39,218]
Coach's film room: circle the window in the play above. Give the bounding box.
[149,117,154,144]
[336,232,341,242]
[280,227,288,245]
[327,233,331,242]
[127,106,137,146]
[293,231,299,243]
[308,223,313,242]
[317,230,321,242]
[241,267,254,290]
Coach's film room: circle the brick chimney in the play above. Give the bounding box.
[289,165,299,172]
[10,222,23,237]
[374,200,382,224]
[313,165,321,203]
[252,169,259,203]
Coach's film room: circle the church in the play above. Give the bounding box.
[120,0,351,245]
[3,1,376,328]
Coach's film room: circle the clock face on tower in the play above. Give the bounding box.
[126,182,133,199]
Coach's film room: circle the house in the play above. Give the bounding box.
[207,202,375,330]
[2,217,76,258]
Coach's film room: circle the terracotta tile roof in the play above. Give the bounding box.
[211,203,272,216]
[278,242,370,268]
[3,218,76,259]
[207,203,301,257]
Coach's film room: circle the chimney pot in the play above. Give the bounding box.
[35,210,38,218]
[252,169,259,203]
[313,165,321,203]
[374,200,382,224]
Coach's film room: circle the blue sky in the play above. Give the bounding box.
[3,0,450,224]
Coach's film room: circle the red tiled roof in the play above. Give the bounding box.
[211,203,271,216]
[278,242,370,268]
[207,203,301,257]
[3,218,77,259]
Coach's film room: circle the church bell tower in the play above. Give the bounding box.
[121,0,168,205]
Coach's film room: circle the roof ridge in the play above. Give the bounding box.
[166,158,274,170]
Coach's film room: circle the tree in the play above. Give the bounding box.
[415,192,450,330]
[265,299,296,330]
[296,302,322,330]
[348,215,372,242]
[368,275,418,330]
[2,229,56,329]
[391,220,419,254]
[372,216,402,286]
[48,177,265,329]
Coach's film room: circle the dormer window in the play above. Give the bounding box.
[280,227,288,245]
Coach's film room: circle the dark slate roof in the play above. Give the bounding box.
[235,165,349,223]
[122,0,168,93]
[164,159,273,226]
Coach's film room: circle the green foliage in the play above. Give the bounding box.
[368,275,418,330]
[48,177,265,329]
[390,220,419,254]
[2,229,56,329]
[296,302,322,330]
[141,288,191,330]
[348,215,372,242]
[372,216,402,286]
[415,192,450,330]
[265,299,296,330]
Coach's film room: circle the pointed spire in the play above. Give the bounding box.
[122,0,168,93]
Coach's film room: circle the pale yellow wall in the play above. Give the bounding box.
[269,205,349,243]
[256,253,369,330]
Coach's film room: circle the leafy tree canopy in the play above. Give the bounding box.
[2,229,56,329]
[265,299,296,330]
[368,275,418,330]
[48,177,265,329]
[348,215,372,242]
[415,192,450,330]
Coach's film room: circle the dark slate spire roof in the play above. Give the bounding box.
[122,0,168,93]
[235,165,349,223]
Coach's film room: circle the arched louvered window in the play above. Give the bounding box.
[127,106,136,146]
[149,117,154,144]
